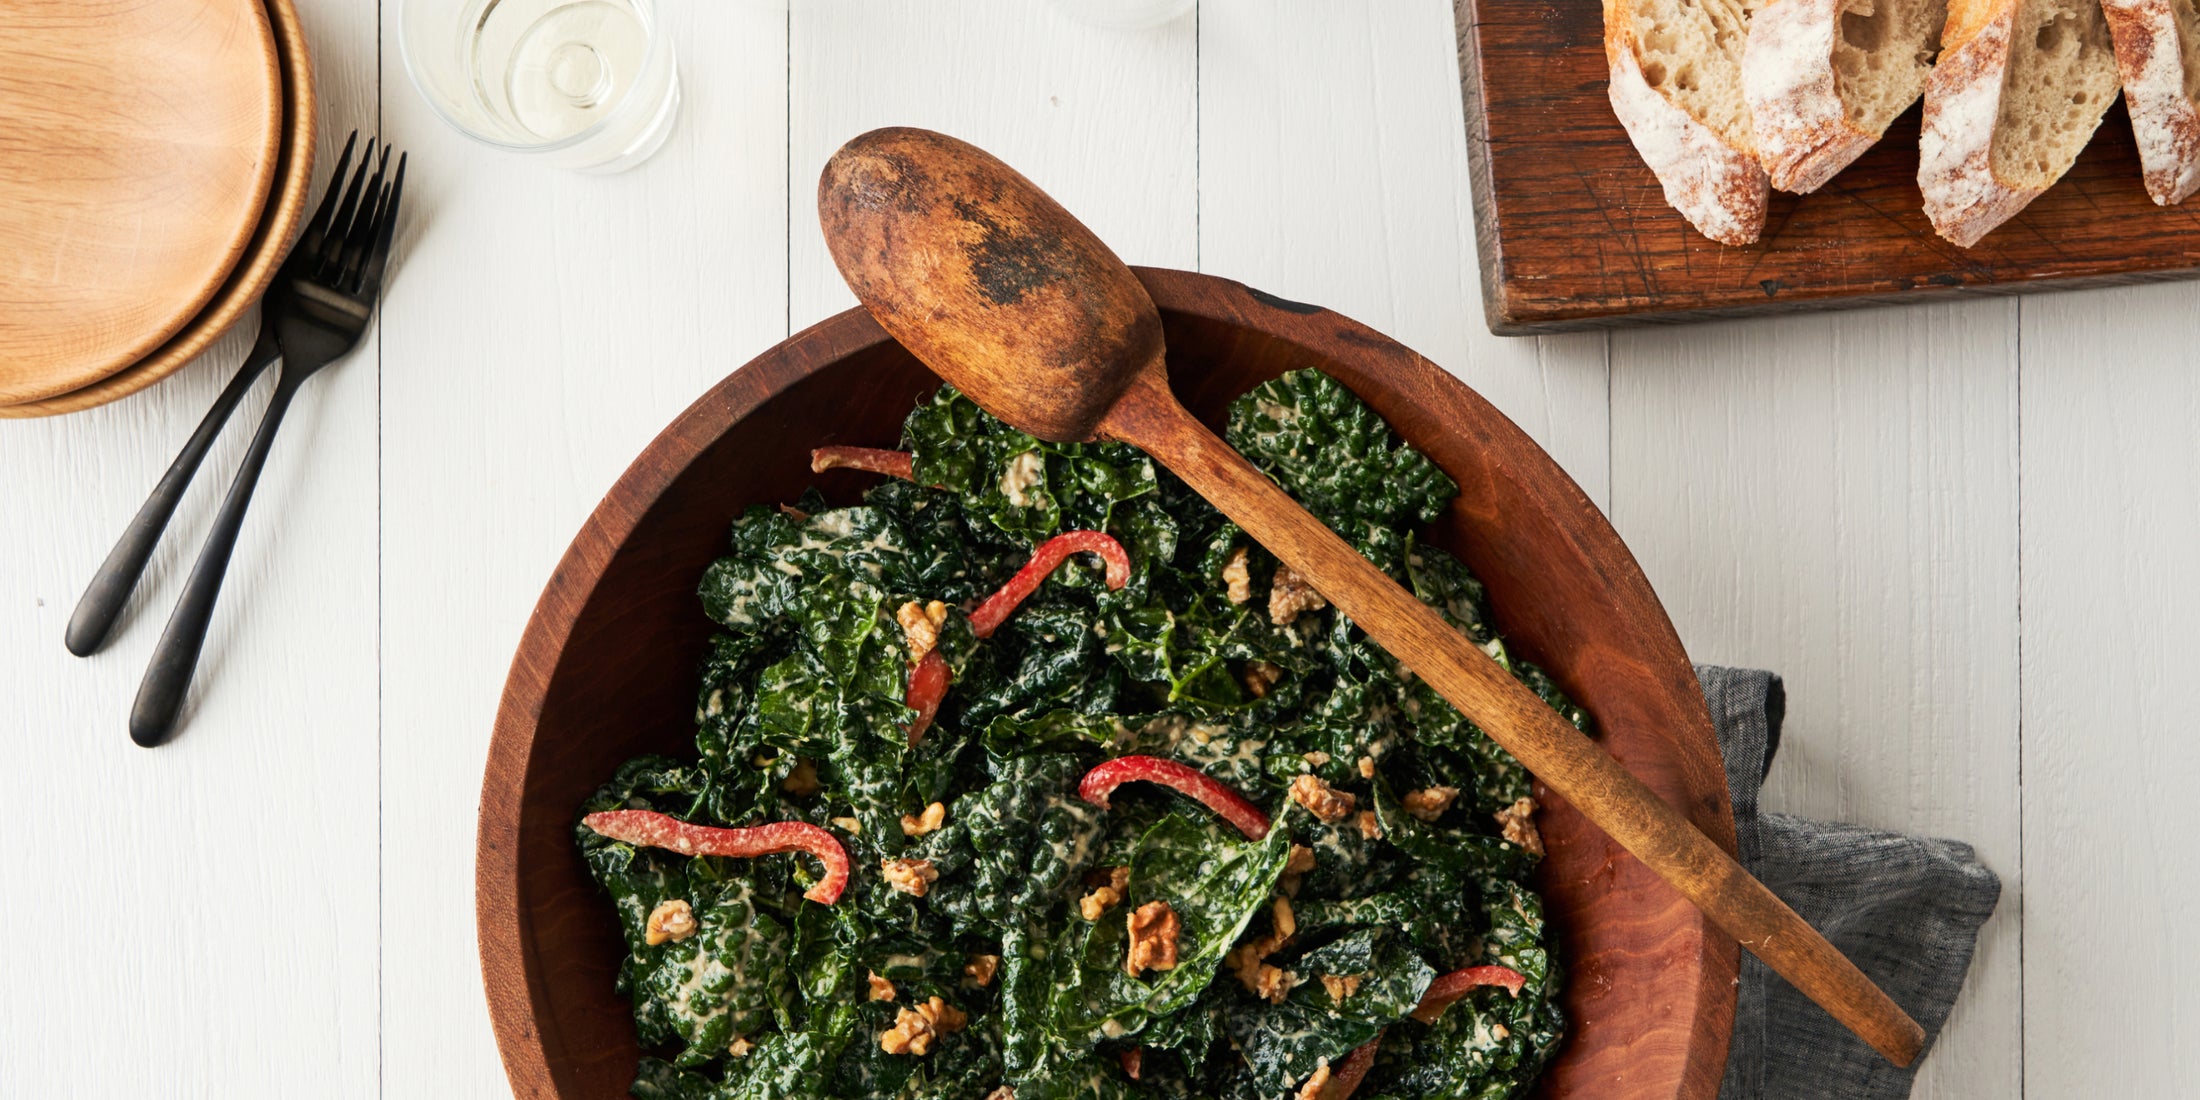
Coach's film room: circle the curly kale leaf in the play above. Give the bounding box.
[905,385,1160,546]
[1223,927,1435,1096]
[1225,370,1455,531]
[1045,811,1293,1047]
[929,753,1107,935]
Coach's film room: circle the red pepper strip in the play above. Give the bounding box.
[969,531,1132,639]
[1408,964,1529,1024]
[1078,755,1272,841]
[1320,1034,1383,1100]
[582,810,852,905]
[904,648,950,746]
[1118,1048,1142,1080]
[809,446,915,481]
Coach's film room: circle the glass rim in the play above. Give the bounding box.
[396,0,676,157]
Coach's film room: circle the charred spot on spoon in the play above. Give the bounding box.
[954,196,1078,307]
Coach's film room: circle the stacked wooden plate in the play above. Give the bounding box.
[0,0,317,418]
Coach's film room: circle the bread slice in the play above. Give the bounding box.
[1918,0,2120,245]
[1606,0,1772,243]
[1745,0,1951,191]
[2102,0,2200,203]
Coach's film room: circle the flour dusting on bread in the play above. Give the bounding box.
[2103,0,2200,203]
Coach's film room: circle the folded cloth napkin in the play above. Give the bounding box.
[1697,666,2001,1100]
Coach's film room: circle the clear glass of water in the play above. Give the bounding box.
[398,0,680,173]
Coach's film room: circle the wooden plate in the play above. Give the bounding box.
[0,0,281,404]
[0,0,315,420]
[475,269,1740,1100]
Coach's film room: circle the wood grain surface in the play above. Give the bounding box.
[1453,0,2200,332]
[0,0,318,419]
[478,268,1740,1100]
[0,0,281,402]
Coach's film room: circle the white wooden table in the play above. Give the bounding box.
[3,1,2192,1095]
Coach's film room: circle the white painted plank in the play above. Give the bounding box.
[0,0,382,1094]
[1197,0,1610,508]
[1608,301,2023,1098]
[375,2,791,1095]
[2020,284,2200,1097]
[788,0,1201,325]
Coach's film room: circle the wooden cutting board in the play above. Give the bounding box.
[1454,0,2200,333]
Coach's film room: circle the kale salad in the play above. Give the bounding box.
[576,369,1590,1100]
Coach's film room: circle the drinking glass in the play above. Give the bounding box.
[398,0,680,173]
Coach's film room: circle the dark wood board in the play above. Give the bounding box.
[1454,0,2200,333]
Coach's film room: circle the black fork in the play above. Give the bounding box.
[123,135,407,747]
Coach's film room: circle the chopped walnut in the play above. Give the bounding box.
[1124,900,1182,976]
[1256,964,1300,1004]
[1285,844,1318,875]
[881,857,939,897]
[781,758,821,796]
[1222,546,1253,605]
[1301,751,1331,768]
[964,953,1001,987]
[1289,774,1356,823]
[1357,756,1376,779]
[1495,796,1544,856]
[1321,974,1363,1002]
[900,801,947,837]
[777,502,809,522]
[1356,810,1382,840]
[868,971,898,1002]
[1269,565,1329,626]
[1491,1023,1512,1041]
[1270,896,1297,940]
[880,996,967,1056]
[832,816,864,834]
[985,1089,1015,1100]
[728,1034,755,1058]
[1000,451,1045,507]
[896,600,950,662]
[1079,866,1132,921]
[1296,1060,1333,1100]
[1243,660,1284,698]
[1402,785,1460,822]
[644,899,698,946]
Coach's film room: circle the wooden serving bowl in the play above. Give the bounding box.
[479,268,1740,1099]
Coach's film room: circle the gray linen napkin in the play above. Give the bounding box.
[1697,665,2001,1100]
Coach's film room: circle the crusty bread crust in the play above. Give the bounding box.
[1606,0,1772,243]
[2103,0,2200,204]
[1746,0,1880,191]
[1919,0,2042,245]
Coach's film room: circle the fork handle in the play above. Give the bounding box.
[128,367,305,747]
[65,332,282,657]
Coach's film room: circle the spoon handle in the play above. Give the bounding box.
[1102,367,1926,1068]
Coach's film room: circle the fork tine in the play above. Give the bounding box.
[338,147,394,289]
[294,130,358,268]
[356,153,406,300]
[316,138,380,277]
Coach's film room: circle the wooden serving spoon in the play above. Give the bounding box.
[818,126,1927,1068]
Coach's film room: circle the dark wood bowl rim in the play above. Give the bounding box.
[477,267,1738,1100]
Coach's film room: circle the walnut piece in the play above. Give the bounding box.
[1124,900,1182,976]
[1285,844,1318,875]
[832,815,864,834]
[1222,546,1253,605]
[1256,963,1300,1004]
[1296,1060,1333,1100]
[881,857,939,897]
[1269,565,1329,626]
[781,758,821,796]
[1321,974,1362,1002]
[1079,866,1132,921]
[1356,810,1382,840]
[1000,451,1045,507]
[1301,751,1331,768]
[985,1089,1016,1100]
[1357,756,1376,779]
[868,971,898,1002]
[964,953,1001,987]
[1495,796,1545,856]
[896,600,950,662]
[1401,785,1460,822]
[1243,660,1283,698]
[1289,774,1356,823]
[644,899,697,946]
[728,1034,755,1058]
[879,996,968,1056]
[900,801,947,837]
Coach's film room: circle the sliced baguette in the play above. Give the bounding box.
[1919,0,2120,245]
[2102,0,2200,203]
[1745,0,1951,191]
[1606,0,1772,244]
